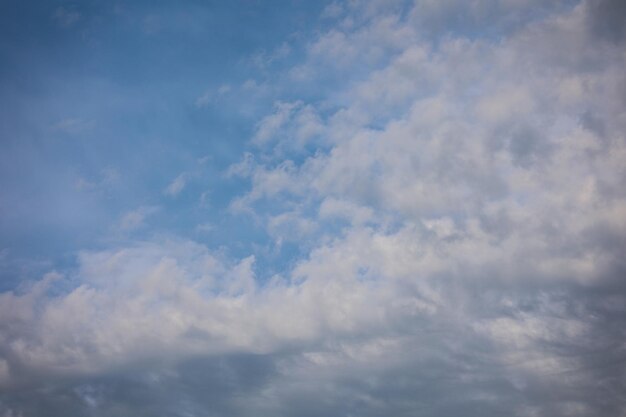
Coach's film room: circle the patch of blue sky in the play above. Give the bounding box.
[0,0,333,290]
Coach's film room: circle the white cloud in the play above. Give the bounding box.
[195,85,231,108]
[240,2,625,293]
[321,2,344,19]
[318,197,375,226]
[164,173,188,197]
[194,91,212,108]
[0,236,436,383]
[250,100,325,154]
[217,84,231,95]
[252,101,302,145]
[226,152,255,178]
[117,206,158,232]
[251,42,291,70]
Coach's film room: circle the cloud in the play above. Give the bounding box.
[0,236,420,381]
[194,91,212,108]
[52,7,80,28]
[585,0,626,43]
[250,100,325,154]
[117,206,158,232]
[321,2,344,19]
[164,173,189,197]
[75,168,120,192]
[1,230,624,415]
[194,84,232,108]
[220,1,625,412]
[250,43,291,70]
[194,83,234,108]
[51,118,94,134]
[252,101,302,145]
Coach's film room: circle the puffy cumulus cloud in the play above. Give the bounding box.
[241,0,626,288]
[2,232,624,416]
[229,0,624,414]
[0,232,449,416]
[0,229,447,381]
[252,101,325,151]
[2,0,626,416]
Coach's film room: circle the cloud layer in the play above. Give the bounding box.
[1,0,625,416]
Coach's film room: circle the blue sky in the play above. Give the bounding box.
[0,0,332,286]
[1,1,626,416]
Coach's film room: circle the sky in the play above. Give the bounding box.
[0,0,625,416]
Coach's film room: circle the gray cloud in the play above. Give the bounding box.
[3,286,623,416]
[586,0,626,43]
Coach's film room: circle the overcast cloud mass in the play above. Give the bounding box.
[1,0,625,416]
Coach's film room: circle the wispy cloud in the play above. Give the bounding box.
[51,118,94,134]
[117,206,158,231]
[195,84,231,108]
[53,7,81,27]
[194,91,212,108]
[163,173,189,197]
[75,168,120,192]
